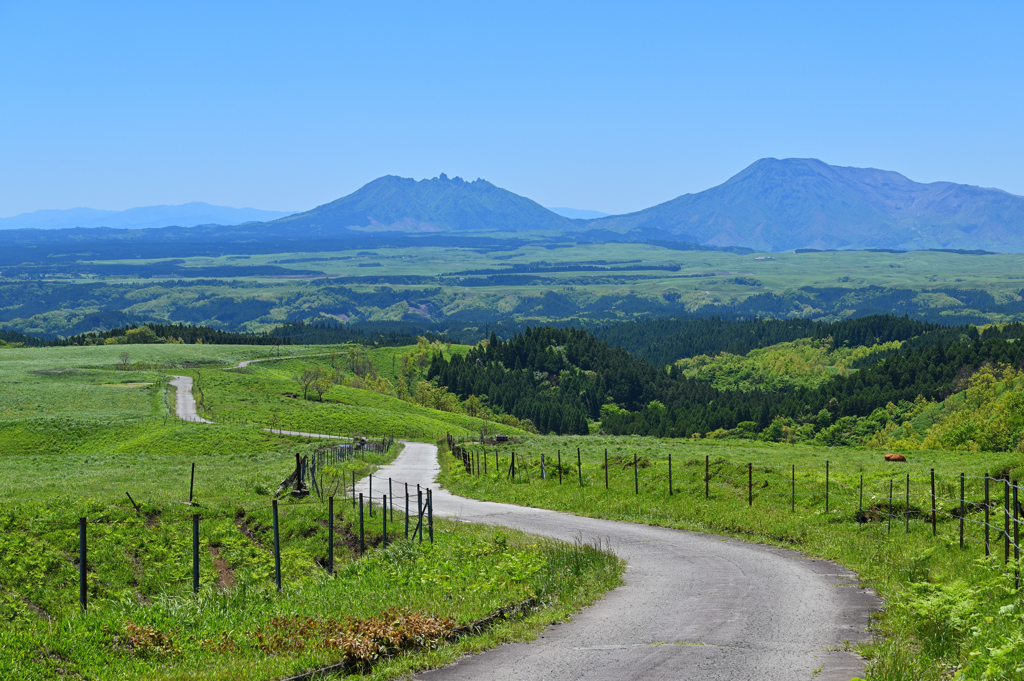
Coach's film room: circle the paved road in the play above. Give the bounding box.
[168,375,212,423]
[169,371,879,679]
[169,372,341,439]
[358,443,878,681]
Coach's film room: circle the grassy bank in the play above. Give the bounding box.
[0,344,622,679]
[439,434,1024,680]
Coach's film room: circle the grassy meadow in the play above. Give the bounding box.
[0,343,622,680]
[7,244,1024,339]
[440,434,1024,680]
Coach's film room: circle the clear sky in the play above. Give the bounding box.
[1,1,1021,218]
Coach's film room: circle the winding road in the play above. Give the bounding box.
[358,443,877,681]
[171,372,879,680]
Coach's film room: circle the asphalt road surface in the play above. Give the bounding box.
[168,375,212,423]
[358,442,879,681]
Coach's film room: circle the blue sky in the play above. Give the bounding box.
[1,1,1021,217]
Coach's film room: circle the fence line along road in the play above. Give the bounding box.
[170,365,877,679]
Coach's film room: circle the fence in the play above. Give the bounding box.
[71,473,433,611]
[458,444,1024,586]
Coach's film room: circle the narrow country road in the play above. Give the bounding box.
[168,375,212,423]
[171,371,879,680]
[358,443,879,681]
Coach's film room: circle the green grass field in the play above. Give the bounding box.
[439,434,1024,680]
[0,343,622,680]
[7,244,1024,338]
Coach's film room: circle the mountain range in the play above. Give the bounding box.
[255,160,1024,252]
[6,160,1024,252]
[0,202,295,231]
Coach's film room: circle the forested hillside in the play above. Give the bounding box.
[427,316,1024,451]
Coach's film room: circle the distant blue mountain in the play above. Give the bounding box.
[586,158,1024,252]
[266,173,576,233]
[0,202,295,230]
[547,207,609,220]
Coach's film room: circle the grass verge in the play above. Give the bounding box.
[439,434,1024,680]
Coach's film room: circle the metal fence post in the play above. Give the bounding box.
[359,493,365,555]
[389,479,394,521]
[382,495,387,549]
[706,455,709,500]
[192,514,200,593]
[272,500,281,591]
[634,452,639,494]
[825,461,829,514]
[748,463,753,507]
[888,480,893,534]
[405,483,410,539]
[931,469,937,536]
[985,476,990,557]
[668,452,672,496]
[960,472,965,549]
[428,489,433,543]
[859,473,863,515]
[352,471,356,509]
[558,450,562,484]
[792,465,796,512]
[604,449,608,489]
[79,517,87,611]
[905,474,910,534]
[1007,477,1012,565]
[417,486,423,543]
[577,447,582,486]
[1014,482,1020,589]
[369,475,373,517]
[328,496,335,575]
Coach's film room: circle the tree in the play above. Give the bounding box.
[119,351,131,370]
[295,366,321,400]
[311,371,332,401]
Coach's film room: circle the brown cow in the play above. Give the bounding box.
[884,453,907,462]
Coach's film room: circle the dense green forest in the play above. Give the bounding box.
[427,316,1024,450]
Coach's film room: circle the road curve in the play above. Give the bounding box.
[358,443,879,681]
[168,372,879,678]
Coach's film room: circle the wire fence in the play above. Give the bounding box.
[70,472,435,612]
[453,440,1024,588]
